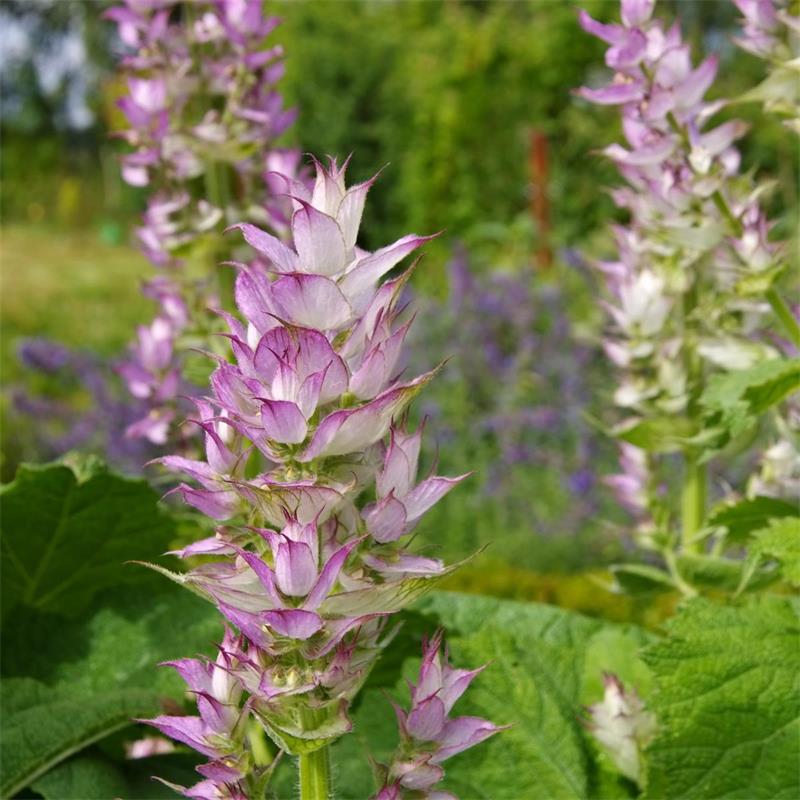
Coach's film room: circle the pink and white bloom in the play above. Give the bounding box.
[373,632,504,799]
[585,674,656,786]
[144,156,496,792]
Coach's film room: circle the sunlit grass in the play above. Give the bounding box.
[0,223,152,381]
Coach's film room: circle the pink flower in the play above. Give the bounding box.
[374,632,505,799]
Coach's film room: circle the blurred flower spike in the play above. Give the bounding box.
[106,0,308,447]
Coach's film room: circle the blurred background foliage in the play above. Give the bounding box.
[1,0,796,587]
[3,0,794,266]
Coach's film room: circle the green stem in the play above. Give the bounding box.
[681,455,707,552]
[203,159,236,308]
[680,276,706,554]
[711,190,744,238]
[299,747,331,800]
[204,159,221,210]
[297,706,331,800]
[766,287,800,348]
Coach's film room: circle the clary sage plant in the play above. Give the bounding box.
[578,0,799,599]
[142,158,501,798]
[107,0,305,447]
[575,0,799,785]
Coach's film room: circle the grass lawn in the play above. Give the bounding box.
[1,223,152,380]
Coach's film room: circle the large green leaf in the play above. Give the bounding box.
[30,755,130,799]
[0,587,221,796]
[270,592,653,799]
[0,679,156,798]
[0,461,221,796]
[2,585,222,693]
[643,596,800,799]
[0,462,176,619]
[417,593,653,800]
[29,752,203,800]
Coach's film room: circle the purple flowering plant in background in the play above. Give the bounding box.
[141,157,502,799]
[405,244,625,570]
[572,0,799,786]
[12,338,152,471]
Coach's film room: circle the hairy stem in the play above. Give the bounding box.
[766,287,800,348]
[298,706,331,800]
[299,746,331,800]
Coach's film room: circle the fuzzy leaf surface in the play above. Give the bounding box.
[0,678,156,797]
[0,587,221,796]
[30,755,130,799]
[0,462,176,619]
[643,596,800,799]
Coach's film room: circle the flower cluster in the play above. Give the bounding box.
[577,0,789,530]
[733,0,800,132]
[373,632,501,800]
[584,673,656,787]
[147,629,251,798]
[145,157,499,797]
[107,0,306,446]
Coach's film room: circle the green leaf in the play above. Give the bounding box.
[31,755,130,799]
[2,585,221,697]
[701,358,800,418]
[613,417,691,454]
[707,495,799,544]
[0,461,222,795]
[643,596,800,799]
[0,678,156,798]
[0,462,176,619]
[295,591,655,800]
[751,518,800,586]
[30,751,207,800]
[609,563,677,594]
[675,552,778,592]
[1,584,220,794]
[698,359,800,454]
